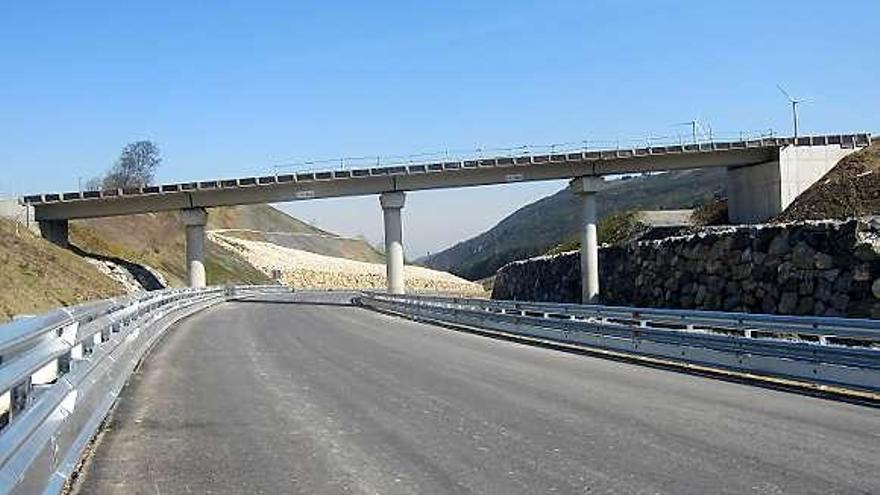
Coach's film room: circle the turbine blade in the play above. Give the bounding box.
[776,84,794,102]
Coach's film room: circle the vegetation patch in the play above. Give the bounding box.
[691,197,729,226]
[544,210,644,255]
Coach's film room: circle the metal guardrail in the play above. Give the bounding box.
[357,293,880,394]
[0,284,289,495]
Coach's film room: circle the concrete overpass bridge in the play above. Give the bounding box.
[0,288,878,494]
[21,133,872,301]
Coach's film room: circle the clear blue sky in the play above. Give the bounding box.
[2,1,878,256]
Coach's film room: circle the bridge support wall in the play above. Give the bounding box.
[38,219,69,248]
[380,192,406,295]
[0,199,38,234]
[181,208,208,288]
[570,177,603,304]
[727,144,858,223]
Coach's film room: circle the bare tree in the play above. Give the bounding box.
[102,141,161,189]
[84,176,104,191]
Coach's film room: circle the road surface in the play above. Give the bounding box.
[74,293,880,494]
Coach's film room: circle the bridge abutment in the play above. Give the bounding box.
[38,219,69,248]
[380,191,406,294]
[570,177,603,304]
[727,143,859,223]
[181,207,208,288]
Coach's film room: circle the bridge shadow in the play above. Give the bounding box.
[69,244,165,290]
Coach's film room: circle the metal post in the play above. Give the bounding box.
[380,192,406,295]
[181,208,208,288]
[569,177,603,304]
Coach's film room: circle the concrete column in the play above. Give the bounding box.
[380,192,406,295]
[569,177,604,304]
[38,219,69,248]
[181,208,208,288]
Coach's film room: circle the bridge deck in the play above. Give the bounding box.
[74,293,880,494]
[27,133,871,220]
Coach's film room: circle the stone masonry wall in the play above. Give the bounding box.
[492,219,880,319]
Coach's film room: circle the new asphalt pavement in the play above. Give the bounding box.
[74,292,880,494]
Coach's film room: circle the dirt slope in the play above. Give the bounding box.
[70,204,383,287]
[71,209,270,287]
[211,232,483,295]
[0,219,124,322]
[776,142,880,222]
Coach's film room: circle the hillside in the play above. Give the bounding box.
[71,204,382,287]
[776,141,880,222]
[0,219,124,322]
[422,167,725,280]
[211,232,483,295]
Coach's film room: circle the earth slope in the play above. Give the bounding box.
[211,232,483,295]
[0,218,124,322]
[71,204,382,287]
[776,142,880,222]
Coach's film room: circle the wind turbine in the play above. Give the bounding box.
[776,84,810,139]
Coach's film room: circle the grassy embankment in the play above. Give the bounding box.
[0,218,123,322]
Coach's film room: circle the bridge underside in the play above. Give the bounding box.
[26,134,871,293]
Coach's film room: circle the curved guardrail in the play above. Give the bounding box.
[358,293,880,395]
[0,284,290,495]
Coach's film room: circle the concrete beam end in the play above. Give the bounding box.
[181,207,208,226]
[569,176,604,195]
[379,191,406,209]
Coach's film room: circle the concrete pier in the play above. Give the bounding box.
[380,192,406,295]
[570,177,603,304]
[181,208,208,288]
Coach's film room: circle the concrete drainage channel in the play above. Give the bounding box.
[357,293,880,402]
[0,285,290,495]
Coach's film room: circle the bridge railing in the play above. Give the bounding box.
[0,285,282,495]
[21,132,872,205]
[357,293,880,395]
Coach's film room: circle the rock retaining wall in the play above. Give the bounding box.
[492,219,880,318]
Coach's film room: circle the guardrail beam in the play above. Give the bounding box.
[358,292,880,395]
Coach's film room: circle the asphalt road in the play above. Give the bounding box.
[75,293,880,494]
